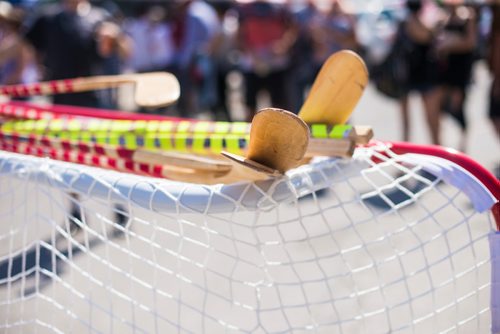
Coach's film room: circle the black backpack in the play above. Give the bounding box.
[372,23,416,99]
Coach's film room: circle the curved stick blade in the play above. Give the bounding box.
[134,72,180,107]
[299,50,368,125]
[221,108,310,178]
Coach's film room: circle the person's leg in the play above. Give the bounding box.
[215,68,231,121]
[197,55,218,114]
[490,79,500,179]
[288,64,313,114]
[175,66,196,118]
[422,86,444,145]
[448,87,468,151]
[399,94,411,142]
[489,78,500,138]
[267,69,292,111]
[243,71,259,121]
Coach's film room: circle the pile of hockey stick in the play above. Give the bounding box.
[0,50,371,184]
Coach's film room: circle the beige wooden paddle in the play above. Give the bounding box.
[221,108,310,176]
[0,72,180,108]
[299,50,369,125]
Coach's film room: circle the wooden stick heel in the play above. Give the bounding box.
[348,125,373,145]
[222,108,309,175]
[0,72,180,108]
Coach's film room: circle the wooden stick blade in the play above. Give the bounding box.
[134,72,180,107]
[299,50,368,125]
[247,108,310,173]
[220,108,310,179]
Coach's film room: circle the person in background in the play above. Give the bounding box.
[171,0,220,118]
[96,0,132,109]
[236,0,297,121]
[309,0,358,73]
[0,2,37,89]
[398,0,442,144]
[434,4,477,152]
[488,2,500,178]
[12,0,132,232]
[22,0,131,107]
[210,1,238,121]
[123,4,174,113]
[287,0,321,114]
[124,4,174,74]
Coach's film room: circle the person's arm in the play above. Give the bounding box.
[272,10,297,56]
[176,15,200,68]
[443,10,477,54]
[3,42,26,85]
[96,21,132,60]
[405,14,434,44]
[0,9,44,67]
[235,6,249,54]
[328,14,358,50]
[434,7,477,57]
[0,37,22,66]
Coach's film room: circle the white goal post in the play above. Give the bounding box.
[0,142,498,333]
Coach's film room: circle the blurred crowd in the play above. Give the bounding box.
[0,0,498,152]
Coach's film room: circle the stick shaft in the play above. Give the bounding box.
[0,75,143,98]
[0,135,271,184]
[0,103,371,143]
[1,117,370,144]
[0,79,75,97]
[0,123,355,158]
[0,131,231,172]
[0,101,184,121]
[0,138,232,183]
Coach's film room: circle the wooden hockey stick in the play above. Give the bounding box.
[0,131,282,184]
[0,72,180,108]
[1,109,309,182]
[216,50,370,171]
[223,51,369,176]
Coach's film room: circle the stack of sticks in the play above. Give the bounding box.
[0,105,373,182]
[0,50,372,183]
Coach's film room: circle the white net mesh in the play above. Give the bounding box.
[0,145,496,333]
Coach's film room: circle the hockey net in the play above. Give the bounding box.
[0,142,498,333]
